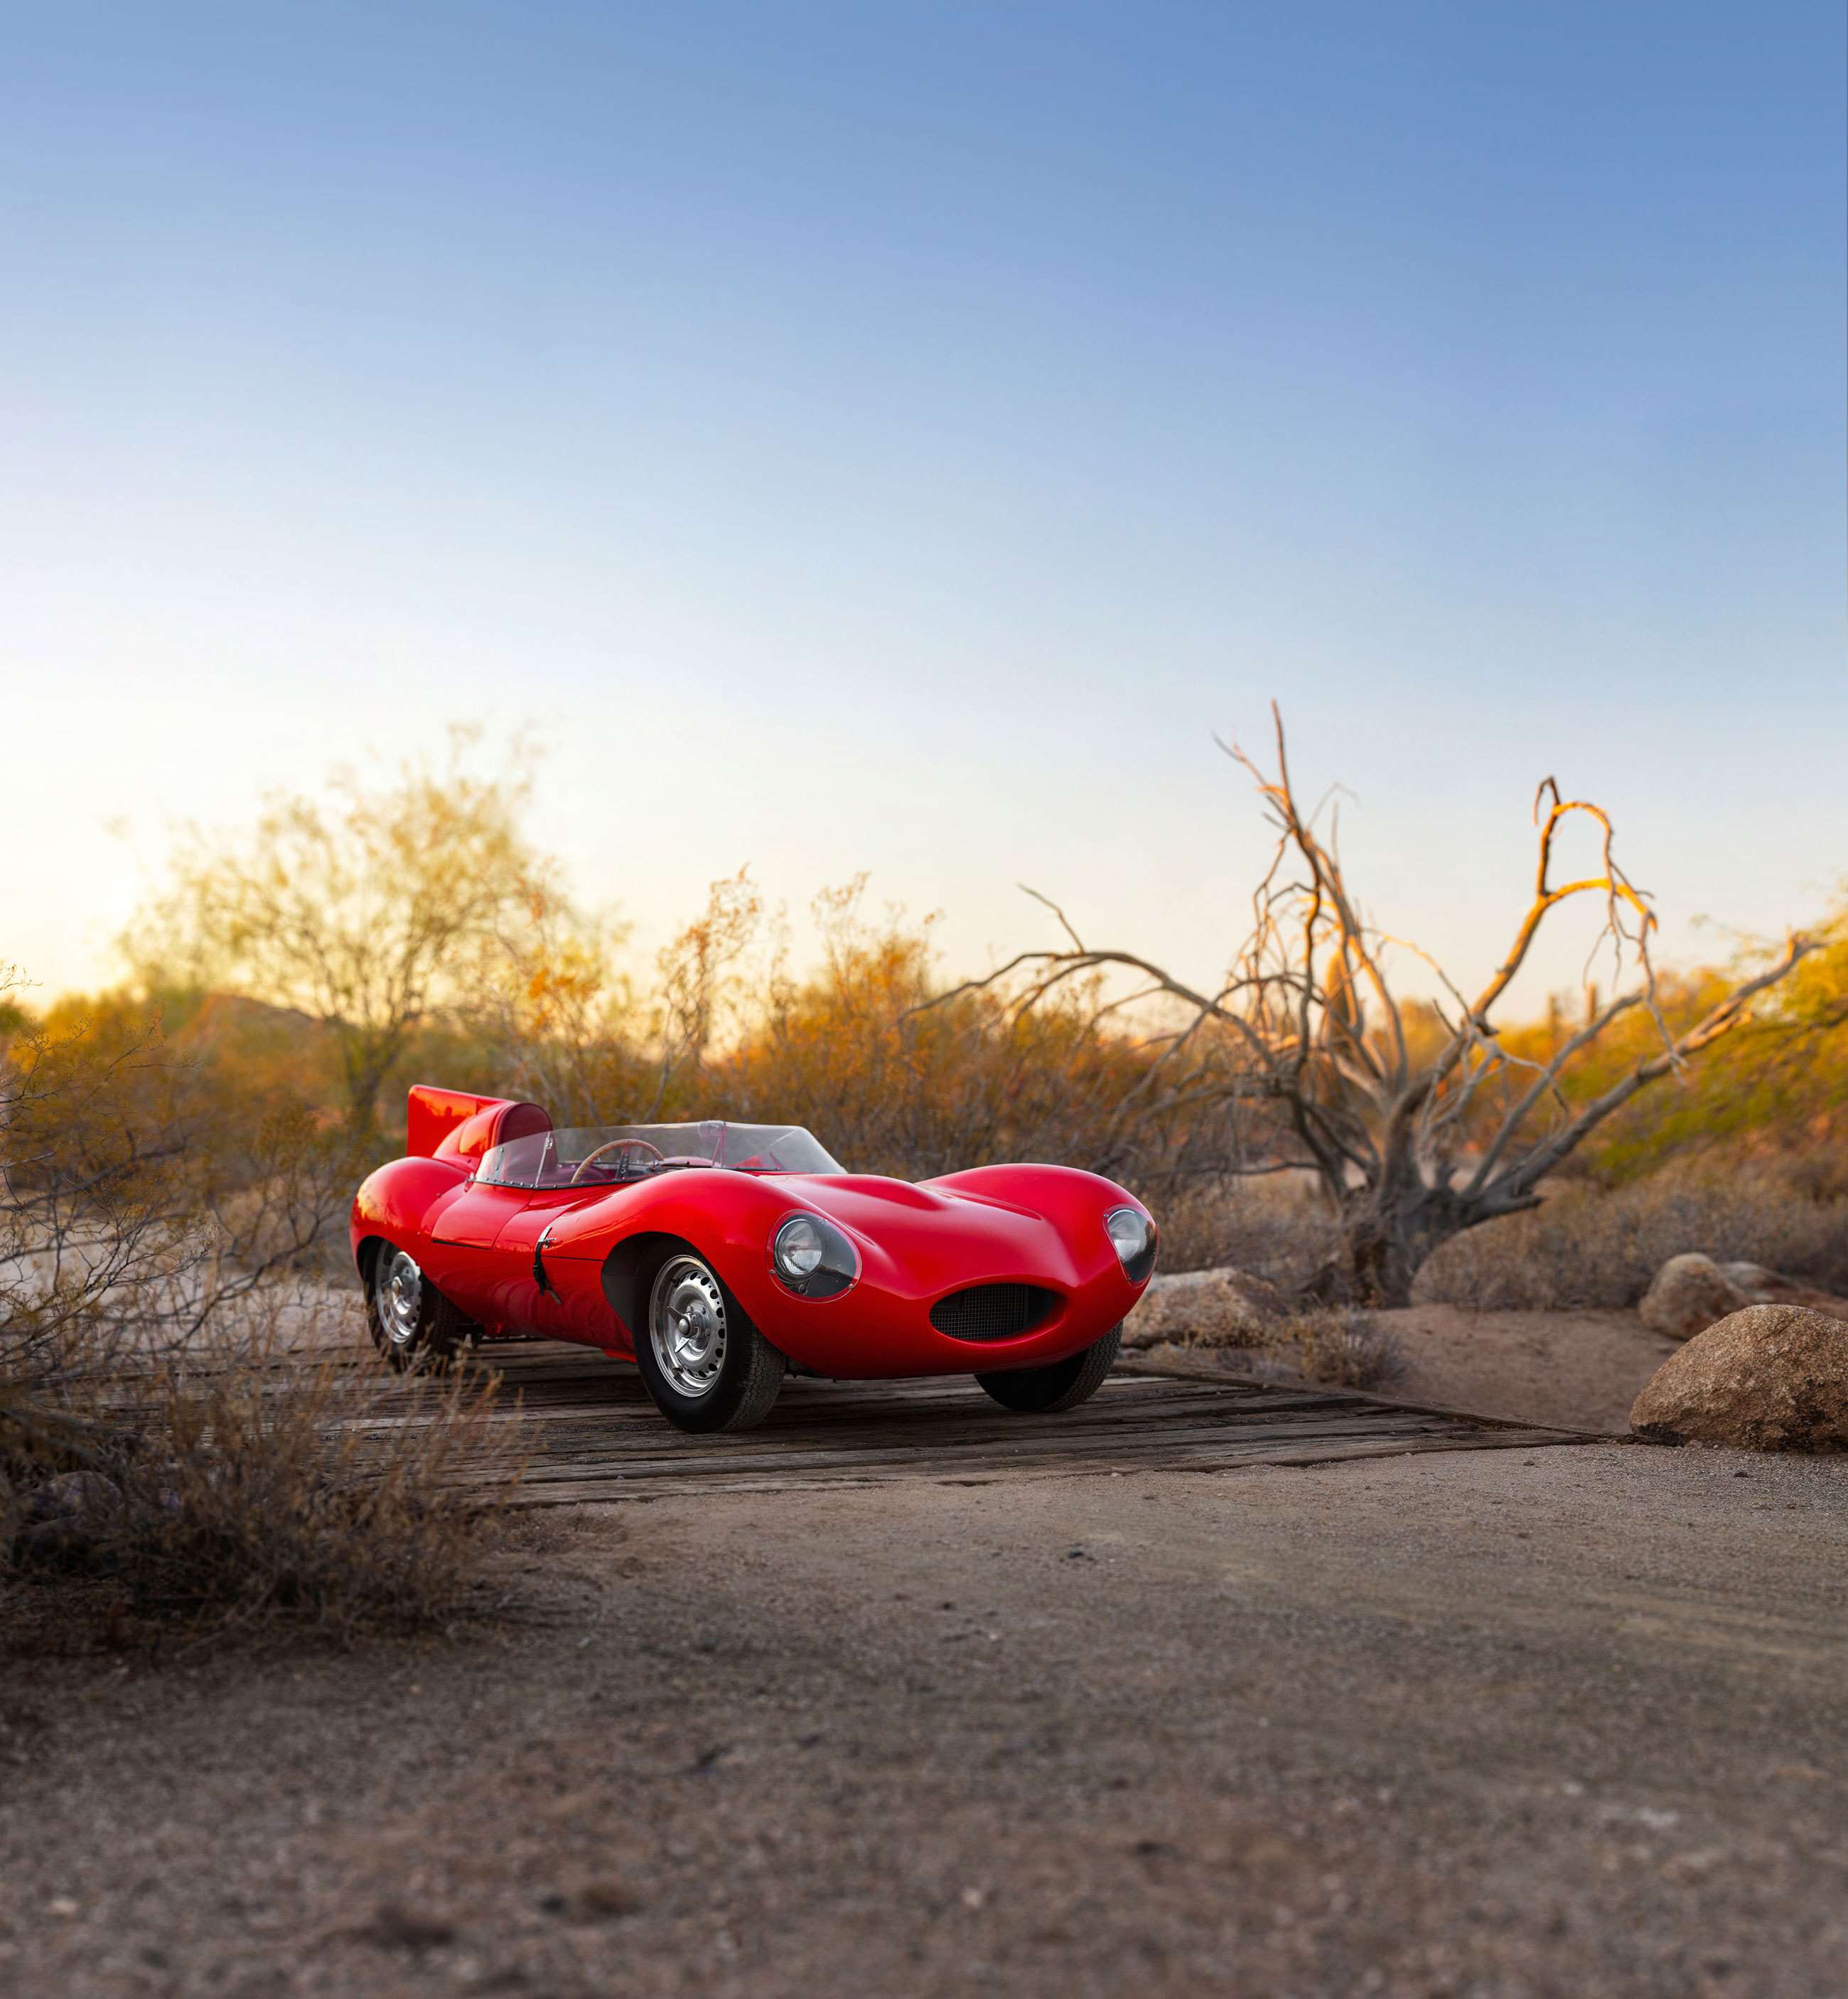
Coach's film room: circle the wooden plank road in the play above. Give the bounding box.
[377,1342,1591,1505]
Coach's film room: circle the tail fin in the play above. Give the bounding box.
[406,1085,507,1158]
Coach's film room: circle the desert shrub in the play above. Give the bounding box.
[709,889,1242,1188]
[1,983,204,1414]
[2,979,356,1427]
[4,1318,524,1644]
[2,969,522,1647]
[473,879,1252,1193]
[1532,900,1848,1181]
[1154,1174,1340,1287]
[1414,1158,1848,1310]
[123,1327,520,1635]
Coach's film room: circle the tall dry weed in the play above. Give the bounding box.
[1284,1309,1405,1392]
[4,1317,525,1644]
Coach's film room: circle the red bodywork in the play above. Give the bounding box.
[349,1088,1156,1378]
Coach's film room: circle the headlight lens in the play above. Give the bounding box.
[771,1213,858,1297]
[774,1215,827,1279]
[1105,1206,1156,1280]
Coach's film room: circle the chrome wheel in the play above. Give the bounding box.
[376,1248,423,1350]
[650,1256,728,1400]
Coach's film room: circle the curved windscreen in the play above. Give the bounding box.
[476,1121,844,1191]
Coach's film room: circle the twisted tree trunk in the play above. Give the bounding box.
[934,706,1820,1309]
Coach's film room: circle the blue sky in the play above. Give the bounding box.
[4,1,1843,1004]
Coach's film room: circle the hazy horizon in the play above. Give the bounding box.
[6,2,1844,1007]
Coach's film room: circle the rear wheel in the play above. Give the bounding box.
[977,1324,1122,1414]
[635,1250,785,1433]
[366,1245,476,1373]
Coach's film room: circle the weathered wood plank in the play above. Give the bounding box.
[328,1337,1594,1503]
[437,1427,1584,1504]
[491,1430,1460,1477]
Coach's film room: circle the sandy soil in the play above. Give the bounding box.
[1151,1304,1678,1436]
[1370,1305,1680,1435]
[4,1441,1847,1998]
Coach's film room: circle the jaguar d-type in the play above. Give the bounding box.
[350,1086,1158,1432]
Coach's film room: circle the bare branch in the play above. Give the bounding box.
[1477,931,1815,1208]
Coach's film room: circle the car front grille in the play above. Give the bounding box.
[928,1282,1060,1343]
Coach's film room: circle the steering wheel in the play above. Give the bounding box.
[570,1135,667,1185]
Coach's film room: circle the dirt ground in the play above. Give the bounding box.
[1154,1304,1677,1435]
[1370,1305,1680,1435]
[4,1440,1846,1998]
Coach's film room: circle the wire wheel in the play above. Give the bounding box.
[375,1248,424,1351]
[649,1255,729,1400]
[365,1243,474,1373]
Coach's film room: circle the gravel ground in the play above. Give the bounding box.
[3,1442,1845,1998]
[1148,1304,1676,1435]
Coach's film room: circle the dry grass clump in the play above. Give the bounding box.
[4,1320,525,1646]
[1273,1309,1404,1393]
[1414,1158,1848,1312]
[1141,1287,1402,1393]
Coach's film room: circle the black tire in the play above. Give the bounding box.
[366,1244,476,1374]
[977,1324,1122,1414]
[633,1248,785,1433]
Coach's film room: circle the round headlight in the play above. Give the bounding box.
[774,1214,827,1280]
[1105,1206,1153,1272]
[770,1213,857,1297]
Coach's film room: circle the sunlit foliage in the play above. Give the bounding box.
[1452,897,1848,1186]
[127,731,559,1134]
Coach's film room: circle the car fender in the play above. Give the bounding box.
[542,1169,795,1347]
[349,1154,470,1278]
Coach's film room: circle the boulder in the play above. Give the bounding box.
[6,1471,124,1574]
[1637,1254,1753,1340]
[18,1470,122,1526]
[9,1519,116,1574]
[1630,1304,1848,1452]
[1123,1266,1291,1351]
[1716,1262,1848,1324]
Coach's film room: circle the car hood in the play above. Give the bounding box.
[780,1174,1076,1293]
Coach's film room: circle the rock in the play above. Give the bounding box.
[551,1879,642,1922]
[362,1904,456,1952]
[1716,1262,1848,1324]
[9,1473,127,1572]
[10,1521,115,1574]
[1637,1254,1753,1340]
[1123,1266,1291,1350]
[1637,1254,1848,1339]
[1630,1304,1848,1452]
[19,1471,122,1527]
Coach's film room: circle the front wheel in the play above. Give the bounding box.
[367,1245,476,1373]
[635,1250,785,1433]
[977,1324,1122,1414]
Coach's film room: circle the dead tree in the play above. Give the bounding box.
[944,708,1815,1306]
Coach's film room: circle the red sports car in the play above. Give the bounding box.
[350,1086,1159,1432]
